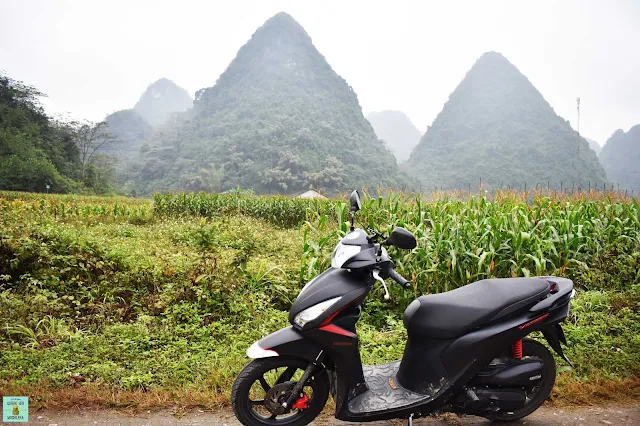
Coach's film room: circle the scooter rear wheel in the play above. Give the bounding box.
[493,338,557,422]
[232,356,329,426]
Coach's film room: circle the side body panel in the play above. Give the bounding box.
[339,302,571,421]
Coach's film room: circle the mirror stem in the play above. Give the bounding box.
[350,211,355,232]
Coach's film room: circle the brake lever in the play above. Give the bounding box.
[372,269,390,300]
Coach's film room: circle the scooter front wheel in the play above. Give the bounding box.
[232,356,329,426]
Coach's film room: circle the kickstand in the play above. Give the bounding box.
[408,413,414,426]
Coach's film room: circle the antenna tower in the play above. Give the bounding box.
[576,97,581,162]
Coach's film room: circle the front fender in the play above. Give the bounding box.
[247,326,323,362]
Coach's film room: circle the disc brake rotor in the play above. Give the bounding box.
[263,382,296,415]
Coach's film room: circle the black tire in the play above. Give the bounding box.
[493,338,557,422]
[232,357,329,426]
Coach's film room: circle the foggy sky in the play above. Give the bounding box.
[1,0,639,145]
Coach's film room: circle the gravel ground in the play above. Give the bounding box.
[14,405,639,426]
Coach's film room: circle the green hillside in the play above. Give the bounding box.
[600,125,640,193]
[367,110,421,163]
[405,52,607,190]
[132,12,405,195]
[0,73,80,192]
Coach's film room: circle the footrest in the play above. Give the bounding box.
[348,361,433,414]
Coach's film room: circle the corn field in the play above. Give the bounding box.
[300,191,640,296]
[153,192,335,227]
[149,191,640,294]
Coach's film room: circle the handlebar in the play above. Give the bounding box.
[386,268,411,289]
[366,227,386,243]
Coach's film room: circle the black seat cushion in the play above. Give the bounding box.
[403,278,550,338]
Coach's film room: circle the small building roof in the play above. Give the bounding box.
[297,190,327,200]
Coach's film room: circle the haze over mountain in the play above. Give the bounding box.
[133,78,193,127]
[132,12,404,194]
[405,52,607,190]
[103,78,192,168]
[599,125,640,193]
[586,138,602,156]
[366,110,421,163]
[103,109,152,164]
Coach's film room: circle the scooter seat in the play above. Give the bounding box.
[403,278,550,338]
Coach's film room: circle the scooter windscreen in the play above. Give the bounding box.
[331,242,361,268]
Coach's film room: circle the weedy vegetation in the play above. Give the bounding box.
[0,190,638,410]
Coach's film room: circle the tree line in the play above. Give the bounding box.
[0,73,120,194]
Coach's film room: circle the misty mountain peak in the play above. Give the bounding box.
[194,12,347,113]
[405,52,606,189]
[477,51,510,62]
[264,11,301,27]
[600,125,640,192]
[585,137,602,155]
[367,110,421,163]
[134,78,193,126]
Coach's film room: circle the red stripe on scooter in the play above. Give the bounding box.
[319,303,351,327]
[518,313,549,330]
[319,324,355,337]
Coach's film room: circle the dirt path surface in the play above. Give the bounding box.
[15,405,639,426]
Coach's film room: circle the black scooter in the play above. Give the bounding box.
[232,190,574,426]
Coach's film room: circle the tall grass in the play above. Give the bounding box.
[0,194,151,220]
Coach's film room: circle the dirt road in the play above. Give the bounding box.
[16,405,639,426]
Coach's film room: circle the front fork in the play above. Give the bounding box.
[277,350,326,414]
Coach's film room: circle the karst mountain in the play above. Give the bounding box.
[405,52,607,190]
[599,125,640,193]
[104,78,192,164]
[133,12,403,194]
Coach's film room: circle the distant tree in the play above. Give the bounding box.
[73,121,119,180]
[83,154,116,193]
[185,165,224,192]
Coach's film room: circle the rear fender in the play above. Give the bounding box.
[542,322,573,367]
[247,326,323,363]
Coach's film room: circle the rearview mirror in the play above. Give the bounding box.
[385,227,417,249]
[349,190,362,213]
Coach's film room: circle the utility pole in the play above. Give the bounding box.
[576,97,581,159]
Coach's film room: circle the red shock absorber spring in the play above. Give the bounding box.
[512,339,523,359]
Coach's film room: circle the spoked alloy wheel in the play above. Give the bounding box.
[493,338,557,422]
[232,357,329,426]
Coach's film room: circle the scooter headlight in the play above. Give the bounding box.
[331,243,361,268]
[293,297,341,328]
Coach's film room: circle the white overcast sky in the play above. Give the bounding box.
[1,0,639,144]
